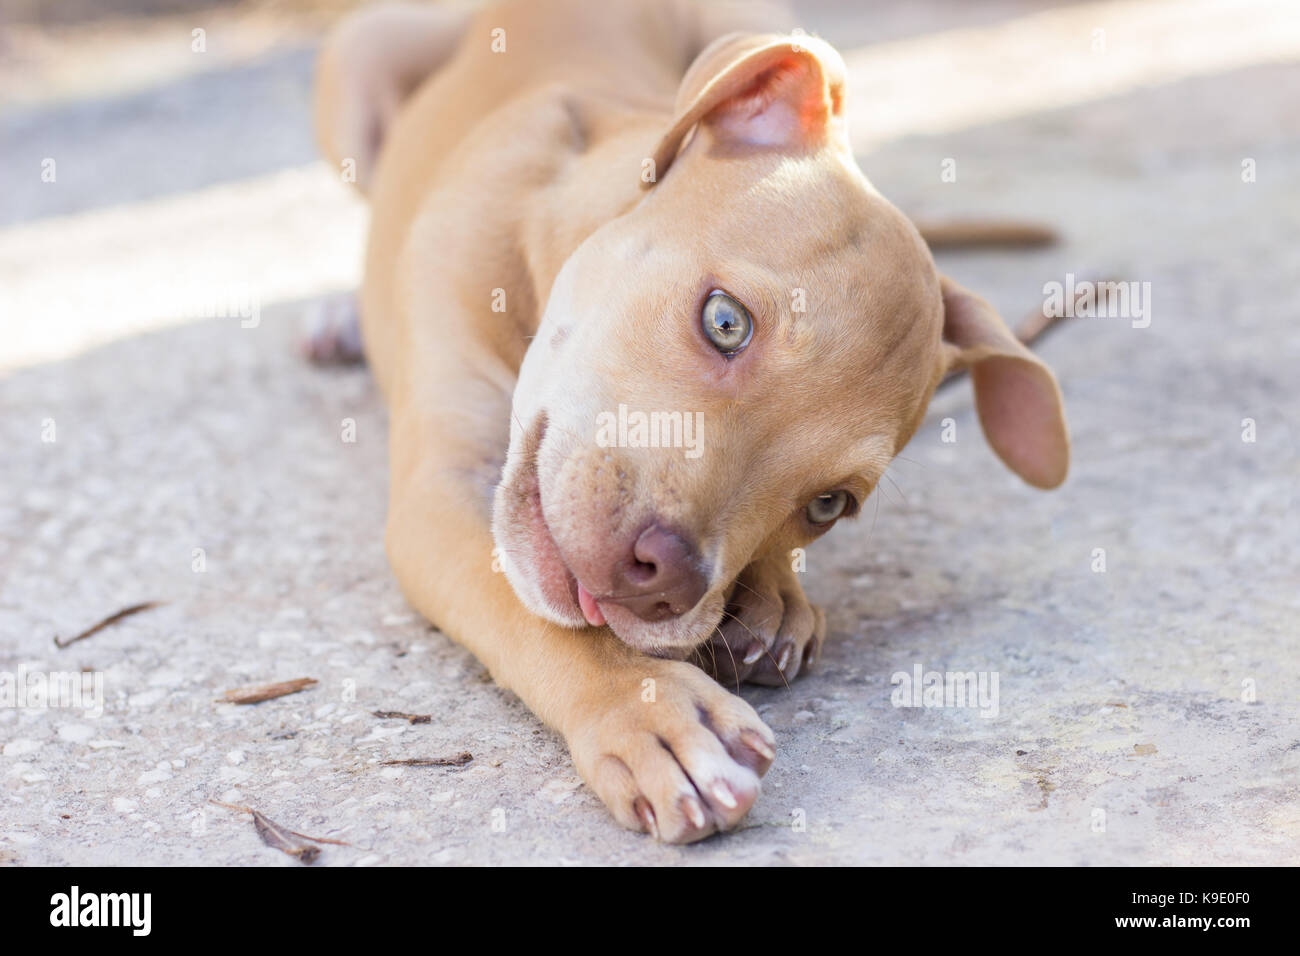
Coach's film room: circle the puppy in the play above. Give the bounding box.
[314,0,1068,843]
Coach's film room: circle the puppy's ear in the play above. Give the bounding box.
[648,33,846,185]
[940,276,1069,489]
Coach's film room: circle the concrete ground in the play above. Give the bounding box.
[1,0,1297,865]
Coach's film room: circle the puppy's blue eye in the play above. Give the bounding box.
[806,490,849,525]
[701,290,753,354]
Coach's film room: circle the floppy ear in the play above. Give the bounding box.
[647,32,846,186]
[940,276,1070,489]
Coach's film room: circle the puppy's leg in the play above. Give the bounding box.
[696,548,826,688]
[385,380,776,843]
[314,2,472,192]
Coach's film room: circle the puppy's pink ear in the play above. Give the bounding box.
[648,33,846,184]
[940,276,1070,489]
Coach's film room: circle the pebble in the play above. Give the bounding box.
[58,723,95,743]
[2,739,40,757]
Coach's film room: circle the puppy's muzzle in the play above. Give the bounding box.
[603,523,708,622]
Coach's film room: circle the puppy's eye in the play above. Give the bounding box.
[806,490,850,525]
[701,290,753,354]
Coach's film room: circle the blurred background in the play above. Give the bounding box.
[4,0,1296,371]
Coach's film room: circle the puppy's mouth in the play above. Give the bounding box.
[502,416,607,628]
[493,414,724,657]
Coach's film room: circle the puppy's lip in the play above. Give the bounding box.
[529,477,582,610]
[508,416,584,620]
[520,415,618,627]
[533,479,609,626]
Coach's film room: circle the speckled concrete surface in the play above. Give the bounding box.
[1,1,1297,865]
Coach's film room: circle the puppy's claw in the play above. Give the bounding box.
[740,729,775,764]
[742,641,765,665]
[634,796,659,839]
[681,795,707,830]
[711,780,738,809]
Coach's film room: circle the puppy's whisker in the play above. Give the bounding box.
[882,472,907,506]
[710,625,740,695]
[721,610,792,690]
[727,590,782,632]
[728,578,779,614]
[720,611,784,683]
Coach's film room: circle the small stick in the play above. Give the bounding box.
[1010,300,1067,346]
[381,752,472,768]
[372,710,432,724]
[915,219,1058,250]
[53,601,164,648]
[219,677,318,704]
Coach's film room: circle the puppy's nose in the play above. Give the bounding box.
[607,524,707,622]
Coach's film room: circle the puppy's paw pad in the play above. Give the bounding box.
[300,293,365,365]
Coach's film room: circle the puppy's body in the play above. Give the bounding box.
[316,0,1069,842]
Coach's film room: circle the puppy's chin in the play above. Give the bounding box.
[598,593,727,660]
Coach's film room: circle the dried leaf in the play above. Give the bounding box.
[209,801,353,858]
[251,809,320,863]
[381,752,472,768]
[220,678,318,704]
[54,601,164,648]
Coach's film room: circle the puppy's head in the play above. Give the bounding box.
[493,33,1068,657]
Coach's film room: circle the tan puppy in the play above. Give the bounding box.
[315,0,1068,843]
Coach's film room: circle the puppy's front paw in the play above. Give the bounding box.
[300,292,365,365]
[566,661,775,844]
[696,555,826,688]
